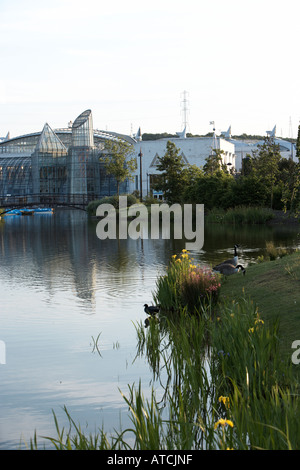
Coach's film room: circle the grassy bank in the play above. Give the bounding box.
[219,251,300,357]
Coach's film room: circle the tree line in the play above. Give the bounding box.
[98,126,300,214]
[152,126,300,213]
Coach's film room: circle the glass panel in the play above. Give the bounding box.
[71,110,94,147]
[36,123,68,155]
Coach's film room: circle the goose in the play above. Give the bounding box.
[213,263,246,276]
[144,304,160,316]
[214,244,239,269]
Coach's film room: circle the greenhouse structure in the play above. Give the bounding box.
[0,109,135,207]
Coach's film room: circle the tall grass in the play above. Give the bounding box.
[210,296,299,449]
[206,206,275,224]
[30,295,300,450]
[132,296,300,450]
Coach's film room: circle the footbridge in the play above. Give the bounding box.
[0,194,90,215]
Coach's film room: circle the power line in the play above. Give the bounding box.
[180,90,190,132]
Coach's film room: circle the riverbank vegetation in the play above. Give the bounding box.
[205,206,275,224]
[153,250,221,313]
[30,251,300,450]
[221,249,300,357]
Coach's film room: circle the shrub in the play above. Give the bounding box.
[265,241,288,260]
[154,250,221,313]
[87,193,138,216]
[180,265,221,312]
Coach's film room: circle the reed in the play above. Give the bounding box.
[206,206,274,225]
[30,406,117,450]
[131,294,300,450]
[210,296,300,449]
[265,241,288,260]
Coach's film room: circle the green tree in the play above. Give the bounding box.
[100,139,137,196]
[181,164,203,202]
[186,172,235,210]
[233,175,268,207]
[241,154,254,177]
[252,137,281,208]
[203,149,228,176]
[203,149,222,176]
[283,125,300,213]
[155,141,186,203]
[296,124,300,162]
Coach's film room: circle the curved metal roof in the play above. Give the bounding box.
[72,109,92,129]
[0,127,136,152]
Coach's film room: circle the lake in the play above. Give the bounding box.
[0,209,299,449]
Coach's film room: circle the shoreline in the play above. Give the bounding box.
[266,209,300,226]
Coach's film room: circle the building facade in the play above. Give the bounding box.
[221,125,297,172]
[132,134,236,198]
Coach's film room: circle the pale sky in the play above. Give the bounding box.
[0,0,299,139]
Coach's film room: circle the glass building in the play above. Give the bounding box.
[31,123,68,203]
[71,109,94,147]
[0,110,135,206]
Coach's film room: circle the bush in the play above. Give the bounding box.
[180,265,221,312]
[265,241,288,260]
[143,195,160,206]
[87,194,138,216]
[154,250,221,313]
[188,174,235,210]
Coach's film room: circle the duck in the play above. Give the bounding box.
[214,244,239,269]
[213,263,246,276]
[144,304,160,316]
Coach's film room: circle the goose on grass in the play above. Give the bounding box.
[214,244,239,269]
[213,263,246,276]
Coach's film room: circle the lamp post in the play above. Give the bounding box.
[138,148,143,202]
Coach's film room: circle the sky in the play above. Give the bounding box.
[0,0,299,140]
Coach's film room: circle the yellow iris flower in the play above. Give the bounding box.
[214,418,234,429]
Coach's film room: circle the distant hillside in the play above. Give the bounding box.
[141,132,213,140]
[141,132,296,143]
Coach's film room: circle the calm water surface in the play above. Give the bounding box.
[0,210,299,449]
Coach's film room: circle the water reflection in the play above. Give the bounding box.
[0,210,299,449]
[202,222,300,268]
[0,211,190,311]
[1,213,299,306]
